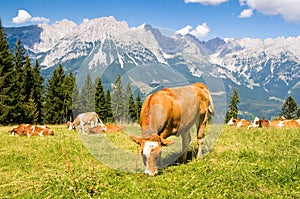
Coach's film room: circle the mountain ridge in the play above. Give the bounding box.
[4,16,300,120]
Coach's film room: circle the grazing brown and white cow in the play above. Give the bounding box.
[227,117,251,128]
[10,124,54,137]
[130,82,214,176]
[67,112,105,133]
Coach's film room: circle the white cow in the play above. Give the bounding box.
[67,112,105,134]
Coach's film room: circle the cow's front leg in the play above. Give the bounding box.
[178,130,191,163]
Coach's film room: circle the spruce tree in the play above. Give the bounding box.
[10,39,27,123]
[72,82,81,118]
[225,88,240,123]
[135,92,142,123]
[43,64,66,124]
[80,73,95,112]
[0,19,14,124]
[111,74,124,122]
[31,60,44,124]
[63,71,76,122]
[280,96,298,119]
[95,77,106,122]
[125,82,135,123]
[105,89,114,123]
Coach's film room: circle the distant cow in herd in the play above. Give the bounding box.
[228,116,300,129]
[87,123,125,134]
[10,124,54,137]
[248,117,300,129]
[130,82,214,176]
[227,117,251,128]
[67,112,105,133]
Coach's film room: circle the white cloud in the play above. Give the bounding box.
[184,0,228,6]
[31,17,50,23]
[175,25,193,35]
[12,10,32,24]
[191,23,210,38]
[175,23,210,39]
[240,0,300,23]
[239,8,253,18]
[12,9,49,24]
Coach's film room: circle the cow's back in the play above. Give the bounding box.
[140,83,211,138]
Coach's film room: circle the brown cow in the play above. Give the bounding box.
[248,117,300,129]
[130,82,214,176]
[10,124,54,137]
[87,124,125,134]
[227,117,251,128]
[269,119,300,128]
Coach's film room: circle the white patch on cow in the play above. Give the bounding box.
[38,125,47,129]
[68,124,73,130]
[296,119,300,125]
[277,121,284,128]
[237,120,243,128]
[39,131,44,136]
[143,141,159,158]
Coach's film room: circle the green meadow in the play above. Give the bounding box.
[0,124,299,198]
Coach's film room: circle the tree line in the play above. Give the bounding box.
[225,88,300,123]
[0,20,142,125]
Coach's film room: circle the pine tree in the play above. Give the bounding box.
[135,92,142,123]
[0,19,14,124]
[105,89,114,123]
[31,60,44,124]
[280,96,298,119]
[95,77,106,122]
[72,82,81,118]
[111,74,124,122]
[80,73,95,112]
[125,82,135,123]
[10,39,27,123]
[43,64,66,124]
[225,88,240,123]
[63,71,76,122]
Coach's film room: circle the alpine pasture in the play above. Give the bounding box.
[0,124,299,198]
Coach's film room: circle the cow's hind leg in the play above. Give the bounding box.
[178,131,191,163]
[196,122,206,159]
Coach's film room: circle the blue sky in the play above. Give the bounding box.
[0,0,300,40]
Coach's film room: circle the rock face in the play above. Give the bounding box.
[4,16,300,119]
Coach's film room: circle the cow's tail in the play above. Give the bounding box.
[208,90,215,116]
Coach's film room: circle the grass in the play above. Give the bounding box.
[0,124,299,198]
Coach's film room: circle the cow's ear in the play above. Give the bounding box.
[130,135,144,145]
[160,138,175,146]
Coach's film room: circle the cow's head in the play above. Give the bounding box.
[130,134,174,176]
[66,121,75,130]
[227,117,236,126]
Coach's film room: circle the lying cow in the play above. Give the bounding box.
[227,117,251,128]
[10,124,54,137]
[67,112,105,133]
[130,82,214,176]
[87,124,125,134]
[248,117,300,129]
[269,118,300,128]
